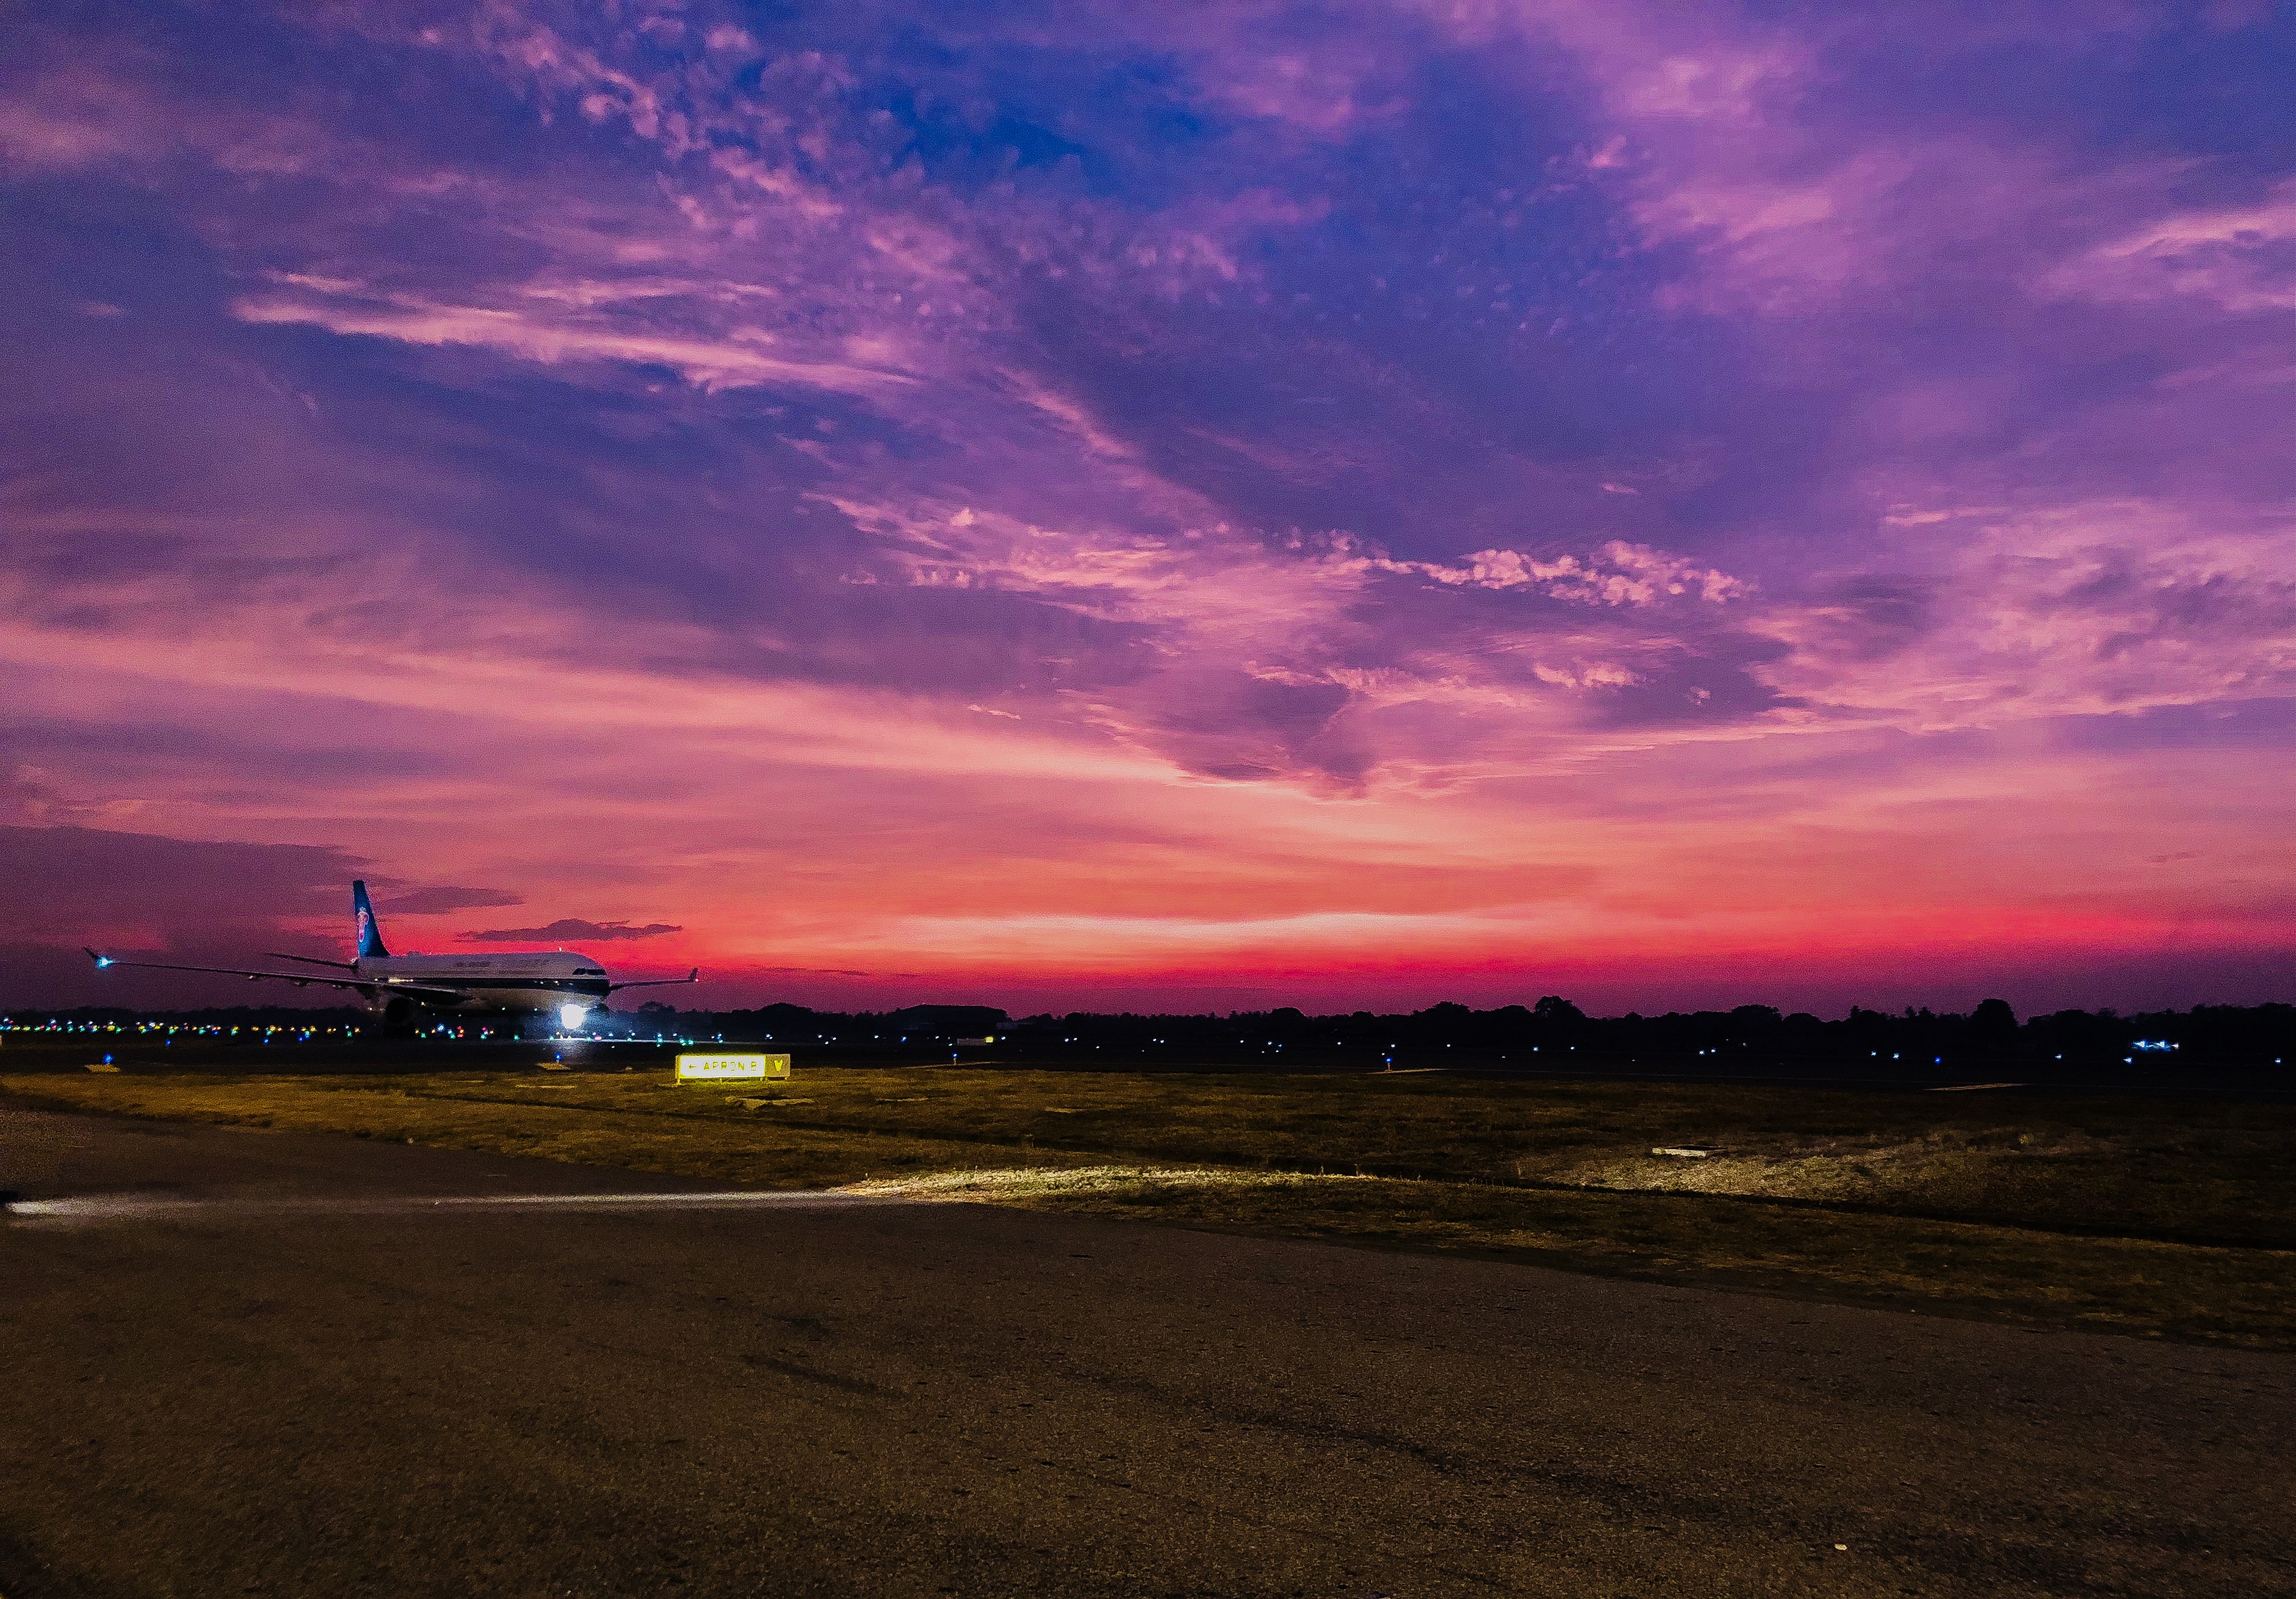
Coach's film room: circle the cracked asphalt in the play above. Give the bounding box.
[2,1105,2290,1597]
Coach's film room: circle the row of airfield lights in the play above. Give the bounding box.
[3,1018,936,1049]
[5,1020,2251,1069]
[3,1020,354,1042]
[0,1018,723,1048]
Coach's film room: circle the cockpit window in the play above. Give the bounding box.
[575,967,605,976]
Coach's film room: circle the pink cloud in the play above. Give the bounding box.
[232,280,921,397]
[2046,182,2296,313]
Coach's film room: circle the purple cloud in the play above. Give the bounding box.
[461,919,682,944]
[375,887,523,915]
[0,823,369,1006]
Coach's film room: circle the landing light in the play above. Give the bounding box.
[559,1004,590,1031]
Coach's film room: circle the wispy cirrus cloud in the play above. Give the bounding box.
[462,919,682,944]
[2045,182,2296,313]
[233,278,921,397]
[376,886,524,915]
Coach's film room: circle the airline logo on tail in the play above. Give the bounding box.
[351,880,391,960]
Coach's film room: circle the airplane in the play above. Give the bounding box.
[85,881,696,1034]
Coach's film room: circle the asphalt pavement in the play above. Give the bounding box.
[2,1105,2290,1597]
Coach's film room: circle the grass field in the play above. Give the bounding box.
[7,1061,2295,1350]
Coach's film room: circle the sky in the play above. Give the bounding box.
[2,0,2292,1018]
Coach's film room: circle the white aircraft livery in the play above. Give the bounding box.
[88,881,696,1032]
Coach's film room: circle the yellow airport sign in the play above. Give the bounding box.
[675,1052,790,1083]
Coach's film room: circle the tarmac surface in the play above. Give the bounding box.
[2,1105,2291,1598]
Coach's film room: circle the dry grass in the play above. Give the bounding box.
[9,1066,2295,1348]
[897,1166,2296,1348]
[380,1065,2296,1245]
[0,1072,1102,1189]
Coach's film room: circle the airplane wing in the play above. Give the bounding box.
[84,949,472,1004]
[265,952,360,972]
[608,967,700,993]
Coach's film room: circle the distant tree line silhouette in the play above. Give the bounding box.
[16,995,2294,1074]
[674,995,2294,1072]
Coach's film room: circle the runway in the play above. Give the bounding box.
[2,1106,2290,1597]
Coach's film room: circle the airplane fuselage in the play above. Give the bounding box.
[359,952,611,1016]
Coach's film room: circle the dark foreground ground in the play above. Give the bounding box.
[3,1109,2291,1598]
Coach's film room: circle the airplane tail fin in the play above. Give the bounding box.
[352,880,391,959]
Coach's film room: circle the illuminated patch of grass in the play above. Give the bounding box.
[940,1165,2296,1349]
[391,1066,2296,1247]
